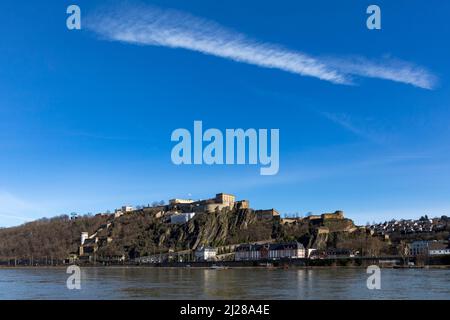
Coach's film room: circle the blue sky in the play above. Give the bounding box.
[1,0,449,227]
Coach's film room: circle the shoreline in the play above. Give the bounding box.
[1,264,449,270]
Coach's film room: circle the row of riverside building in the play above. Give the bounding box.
[234,242,306,261]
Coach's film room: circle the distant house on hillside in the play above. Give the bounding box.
[122,206,134,213]
[170,212,196,224]
[255,209,280,220]
[114,209,123,218]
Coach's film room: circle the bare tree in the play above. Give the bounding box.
[398,240,410,265]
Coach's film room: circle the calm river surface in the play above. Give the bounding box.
[0,267,449,300]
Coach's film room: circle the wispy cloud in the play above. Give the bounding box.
[0,191,35,226]
[0,213,32,223]
[325,56,438,90]
[319,112,387,144]
[85,4,436,89]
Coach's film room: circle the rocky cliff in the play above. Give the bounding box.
[101,208,274,258]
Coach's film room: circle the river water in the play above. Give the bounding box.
[0,267,449,300]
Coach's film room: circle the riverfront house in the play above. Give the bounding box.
[410,240,450,256]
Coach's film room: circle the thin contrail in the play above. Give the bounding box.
[85,4,437,89]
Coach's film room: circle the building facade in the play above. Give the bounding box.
[122,206,134,213]
[410,240,450,256]
[170,212,196,224]
[169,199,194,205]
[428,241,450,255]
[429,248,450,255]
[235,242,306,261]
[255,209,280,220]
[215,193,235,205]
[410,241,431,256]
[195,246,217,261]
[81,232,89,245]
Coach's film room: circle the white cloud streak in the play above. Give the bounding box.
[85,4,437,89]
[325,56,438,90]
[0,191,35,226]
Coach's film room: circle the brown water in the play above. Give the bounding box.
[0,267,449,300]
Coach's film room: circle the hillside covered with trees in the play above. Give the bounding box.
[0,207,424,263]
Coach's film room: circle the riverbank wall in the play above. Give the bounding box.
[1,256,449,268]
